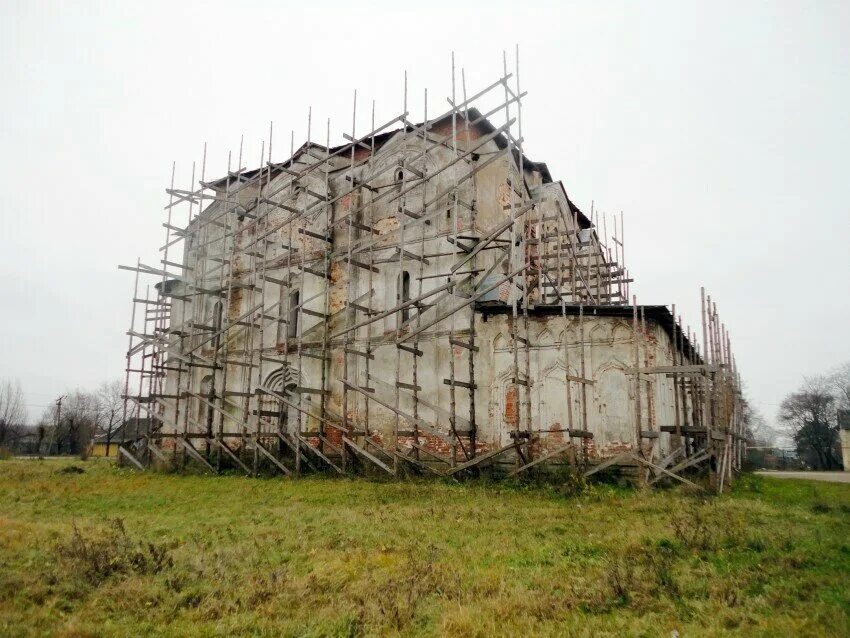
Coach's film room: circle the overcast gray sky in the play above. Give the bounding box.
[1,1,848,428]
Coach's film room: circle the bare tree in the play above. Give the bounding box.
[0,379,26,447]
[34,381,125,457]
[778,376,840,470]
[40,390,99,456]
[95,380,123,456]
[827,362,850,411]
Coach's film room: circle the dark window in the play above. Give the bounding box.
[287,290,300,339]
[400,271,411,323]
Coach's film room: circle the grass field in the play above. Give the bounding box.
[0,458,848,637]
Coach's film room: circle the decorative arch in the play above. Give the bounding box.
[536,327,556,348]
[612,322,633,343]
[263,364,299,395]
[593,358,634,445]
[492,332,507,352]
[557,317,579,345]
[494,366,527,429]
[540,357,579,379]
[259,364,300,431]
[589,321,612,343]
[535,359,582,433]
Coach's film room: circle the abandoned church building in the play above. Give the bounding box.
[120,63,745,489]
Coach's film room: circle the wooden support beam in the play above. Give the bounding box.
[444,379,477,390]
[507,442,574,477]
[649,451,711,485]
[345,347,374,360]
[583,452,632,478]
[176,438,216,474]
[630,454,701,490]
[147,442,168,464]
[119,446,145,470]
[342,436,394,474]
[298,228,331,242]
[295,435,345,474]
[445,441,520,476]
[208,438,251,475]
[397,344,424,357]
[250,439,292,475]
[450,338,479,352]
[393,449,445,475]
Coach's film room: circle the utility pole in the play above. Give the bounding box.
[52,395,66,455]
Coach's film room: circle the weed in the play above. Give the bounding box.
[56,518,174,584]
[605,552,636,604]
[670,500,716,551]
[375,545,444,630]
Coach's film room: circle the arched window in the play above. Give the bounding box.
[399,270,411,323]
[396,169,404,184]
[287,290,300,339]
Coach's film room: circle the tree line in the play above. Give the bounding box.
[0,378,123,458]
[778,362,849,470]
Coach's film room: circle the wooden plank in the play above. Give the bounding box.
[656,446,684,471]
[295,435,345,474]
[445,441,520,476]
[443,379,477,390]
[298,228,331,242]
[450,338,479,352]
[251,439,292,475]
[649,450,711,485]
[344,347,374,360]
[147,442,168,464]
[118,446,145,470]
[277,433,318,473]
[507,442,574,477]
[292,386,330,395]
[630,454,701,490]
[393,449,445,475]
[583,452,631,478]
[208,438,251,475]
[176,438,216,474]
[342,436,394,475]
[343,257,380,273]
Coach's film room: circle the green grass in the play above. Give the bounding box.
[0,459,848,637]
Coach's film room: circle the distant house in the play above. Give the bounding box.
[90,418,152,458]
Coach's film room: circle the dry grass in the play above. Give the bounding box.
[0,458,848,637]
